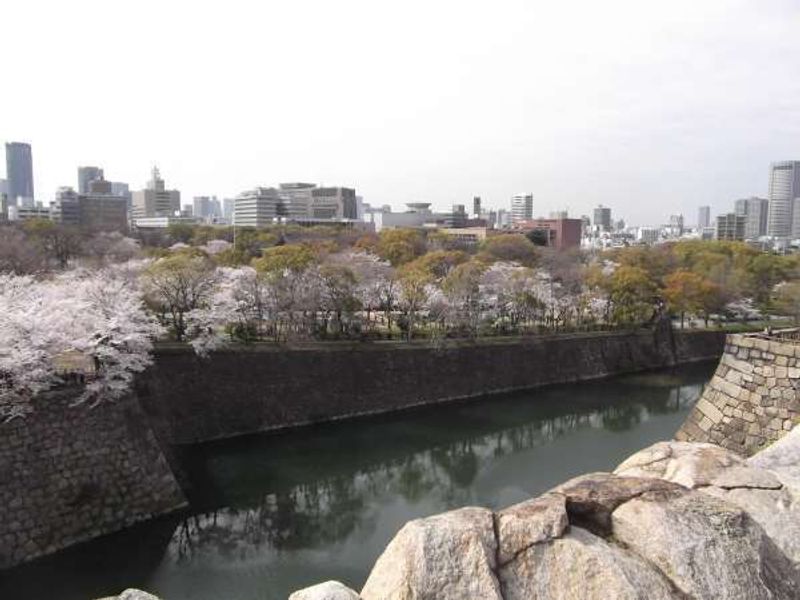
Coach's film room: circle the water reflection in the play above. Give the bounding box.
[167,364,708,569]
[0,361,713,600]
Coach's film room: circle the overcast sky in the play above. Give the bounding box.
[3,0,800,225]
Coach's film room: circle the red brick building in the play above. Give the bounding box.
[514,218,582,250]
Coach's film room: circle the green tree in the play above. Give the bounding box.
[376,229,426,266]
[22,219,82,269]
[143,253,217,341]
[477,234,538,267]
[609,265,657,326]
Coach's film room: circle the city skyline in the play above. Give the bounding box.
[3,1,799,225]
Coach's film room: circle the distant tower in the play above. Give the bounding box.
[77,166,104,194]
[767,161,800,238]
[593,205,612,231]
[697,205,711,229]
[5,142,34,206]
[511,193,533,223]
[473,196,481,216]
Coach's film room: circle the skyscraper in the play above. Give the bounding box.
[593,205,612,231]
[697,205,711,229]
[734,197,768,240]
[5,142,34,206]
[77,166,104,194]
[511,193,533,223]
[473,196,481,217]
[766,161,800,238]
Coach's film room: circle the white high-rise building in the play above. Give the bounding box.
[767,161,800,238]
[510,193,533,223]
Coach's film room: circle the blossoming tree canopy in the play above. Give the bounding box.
[0,267,162,421]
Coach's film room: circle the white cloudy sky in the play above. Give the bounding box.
[3,0,800,225]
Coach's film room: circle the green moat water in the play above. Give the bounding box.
[1,361,715,600]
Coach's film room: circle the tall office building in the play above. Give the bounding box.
[593,205,612,231]
[697,205,711,229]
[223,198,235,221]
[5,142,34,206]
[193,196,212,219]
[131,167,181,218]
[766,161,800,238]
[77,166,104,194]
[511,193,533,223]
[473,196,481,217]
[734,197,768,240]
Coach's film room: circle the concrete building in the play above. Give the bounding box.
[77,166,104,194]
[734,197,768,240]
[716,213,746,241]
[767,161,800,238]
[698,205,711,229]
[5,142,34,206]
[279,182,316,219]
[515,218,582,250]
[637,227,659,244]
[110,182,131,208]
[52,182,128,232]
[233,187,285,227]
[437,226,488,247]
[511,193,533,223]
[193,196,212,219]
[593,205,612,231]
[668,214,684,236]
[131,167,180,219]
[311,187,357,219]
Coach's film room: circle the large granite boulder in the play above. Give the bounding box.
[612,485,800,599]
[749,425,800,496]
[289,580,361,600]
[615,437,800,564]
[498,526,681,600]
[359,507,501,600]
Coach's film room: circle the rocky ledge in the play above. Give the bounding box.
[290,425,800,600]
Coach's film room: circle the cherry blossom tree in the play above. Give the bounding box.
[0,267,162,420]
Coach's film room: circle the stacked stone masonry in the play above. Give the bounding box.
[0,389,187,569]
[677,333,800,455]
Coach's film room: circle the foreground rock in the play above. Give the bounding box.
[615,437,800,564]
[290,426,800,600]
[289,580,361,600]
[95,590,161,600]
[360,507,501,600]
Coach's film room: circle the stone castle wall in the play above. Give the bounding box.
[139,329,725,445]
[0,329,724,570]
[677,332,800,455]
[0,389,187,569]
